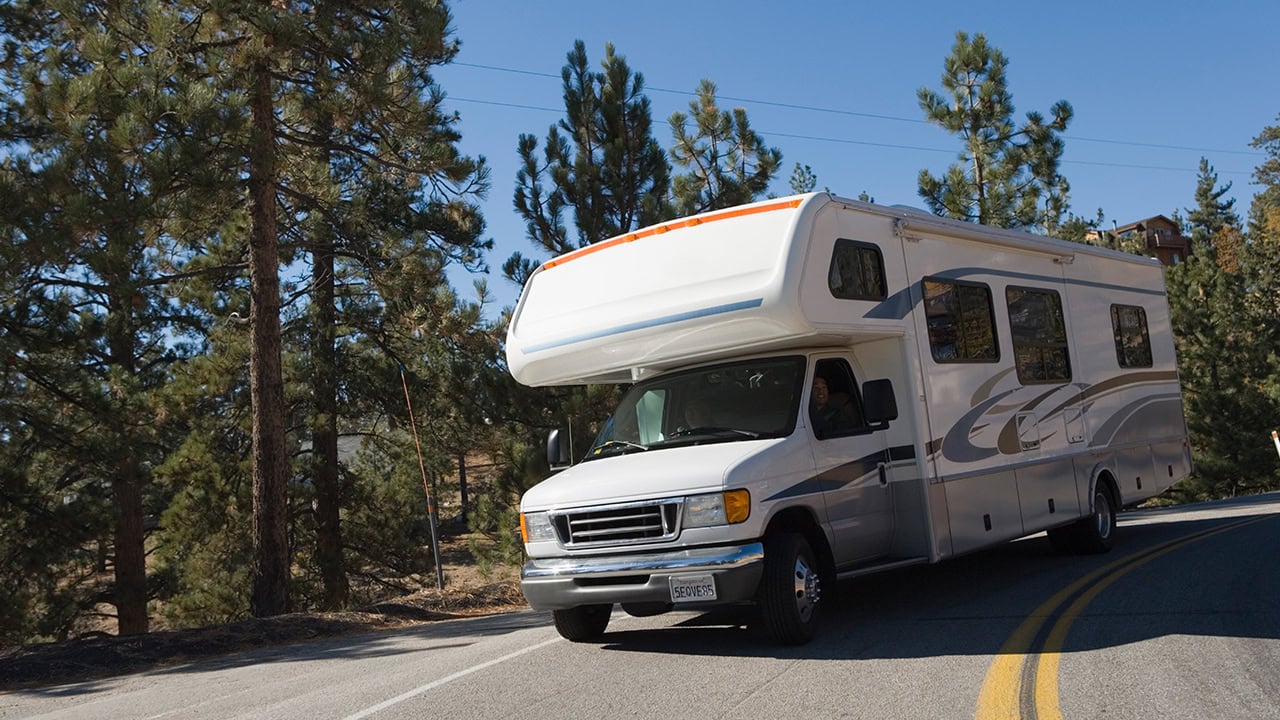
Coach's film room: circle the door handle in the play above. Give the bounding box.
[877,462,888,486]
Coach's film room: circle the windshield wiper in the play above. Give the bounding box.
[587,439,650,458]
[667,426,760,440]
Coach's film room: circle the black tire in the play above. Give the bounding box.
[552,604,612,642]
[621,602,671,618]
[1046,525,1075,554]
[1073,486,1117,554]
[755,532,821,645]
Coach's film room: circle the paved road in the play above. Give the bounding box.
[5,493,1279,720]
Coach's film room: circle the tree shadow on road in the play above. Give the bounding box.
[597,507,1280,661]
[0,609,548,696]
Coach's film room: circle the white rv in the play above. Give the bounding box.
[507,193,1190,645]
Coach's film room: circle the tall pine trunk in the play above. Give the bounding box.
[108,306,147,635]
[110,459,147,634]
[248,60,289,618]
[105,155,148,635]
[312,216,347,609]
[107,315,147,634]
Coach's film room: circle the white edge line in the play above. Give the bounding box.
[342,636,562,720]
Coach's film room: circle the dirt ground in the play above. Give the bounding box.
[0,536,527,692]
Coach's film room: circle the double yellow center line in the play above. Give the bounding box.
[975,516,1269,720]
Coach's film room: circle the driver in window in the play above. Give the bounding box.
[809,376,856,436]
[681,397,714,431]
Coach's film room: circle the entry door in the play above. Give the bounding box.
[809,356,894,566]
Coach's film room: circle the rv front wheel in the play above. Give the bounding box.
[1046,525,1075,553]
[552,604,612,642]
[756,532,821,645]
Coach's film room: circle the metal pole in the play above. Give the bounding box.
[1273,430,1280,462]
[400,364,445,591]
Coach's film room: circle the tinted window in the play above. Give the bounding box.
[1007,287,1071,384]
[828,239,886,300]
[924,279,999,362]
[1111,304,1153,368]
[586,357,805,460]
[810,358,865,439]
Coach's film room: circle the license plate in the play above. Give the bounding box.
[668,574,717,603]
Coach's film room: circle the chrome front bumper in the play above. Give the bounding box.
[521,542,765,610]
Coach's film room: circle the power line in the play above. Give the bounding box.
[452,62,928,124]
[1064,135,1260,156]
[650,87,927,125]
[447,97,1251,176]
[451,61,1263,158]
[1066,159,1251,175]
[761,130,951,154]
[451,97,560,114]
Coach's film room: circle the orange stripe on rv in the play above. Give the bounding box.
[541,198,804,271]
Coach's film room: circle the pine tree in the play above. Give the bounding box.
[669,79,782,216]
[278,0,487,612]
[1244,116,1280,493]
[1250,115,1280,214]
[1166,147,1280,500]
[151,321,255,626]
[0,0,239,636]
[506,41,670,288]
[1055,209,1106,244]
[1166,255,1278,498]
[171,0,490,616]
[495,41,668,536]
[789,163,817,194]
[1185,158,1237,261]
[917,31,1073,230]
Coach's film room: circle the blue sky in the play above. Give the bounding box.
[434,0,1276,312]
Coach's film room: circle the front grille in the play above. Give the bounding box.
[552,500,682,547]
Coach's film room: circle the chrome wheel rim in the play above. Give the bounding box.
[1094,491,1113,539]
[792,554,820,622]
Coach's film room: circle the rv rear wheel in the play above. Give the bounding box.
[755,532,821,645]
[552,604,612,642]
[1047,485,1117,554]
[1074,487,1116,554]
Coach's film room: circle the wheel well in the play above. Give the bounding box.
[1095,471,1119,510]
[765,506,834,578]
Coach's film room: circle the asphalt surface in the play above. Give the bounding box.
[5,493,1279,720]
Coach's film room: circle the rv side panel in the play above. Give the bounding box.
[945,470,1023,555]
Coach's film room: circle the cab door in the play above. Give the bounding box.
[808,355,894,565]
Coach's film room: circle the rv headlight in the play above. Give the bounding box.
[520,512,557,544]
[683,490,750,528]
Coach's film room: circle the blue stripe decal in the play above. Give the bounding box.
[519,298,765,355]
[764,444,916,502]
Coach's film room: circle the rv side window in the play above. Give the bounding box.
[1111,304,1153,368]
[828,239,887,301]
[1006,286,1071,384]
[923,279,999,363]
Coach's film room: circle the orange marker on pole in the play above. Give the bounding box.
[1273,430,1280,461]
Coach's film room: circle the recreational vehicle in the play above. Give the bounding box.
[506,193,1190,645]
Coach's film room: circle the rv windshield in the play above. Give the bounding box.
[585,356,805,460]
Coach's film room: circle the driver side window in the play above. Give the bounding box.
[810,358,864,440]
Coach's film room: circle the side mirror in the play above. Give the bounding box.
[862,378,898,428]
[546,428,572,471]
